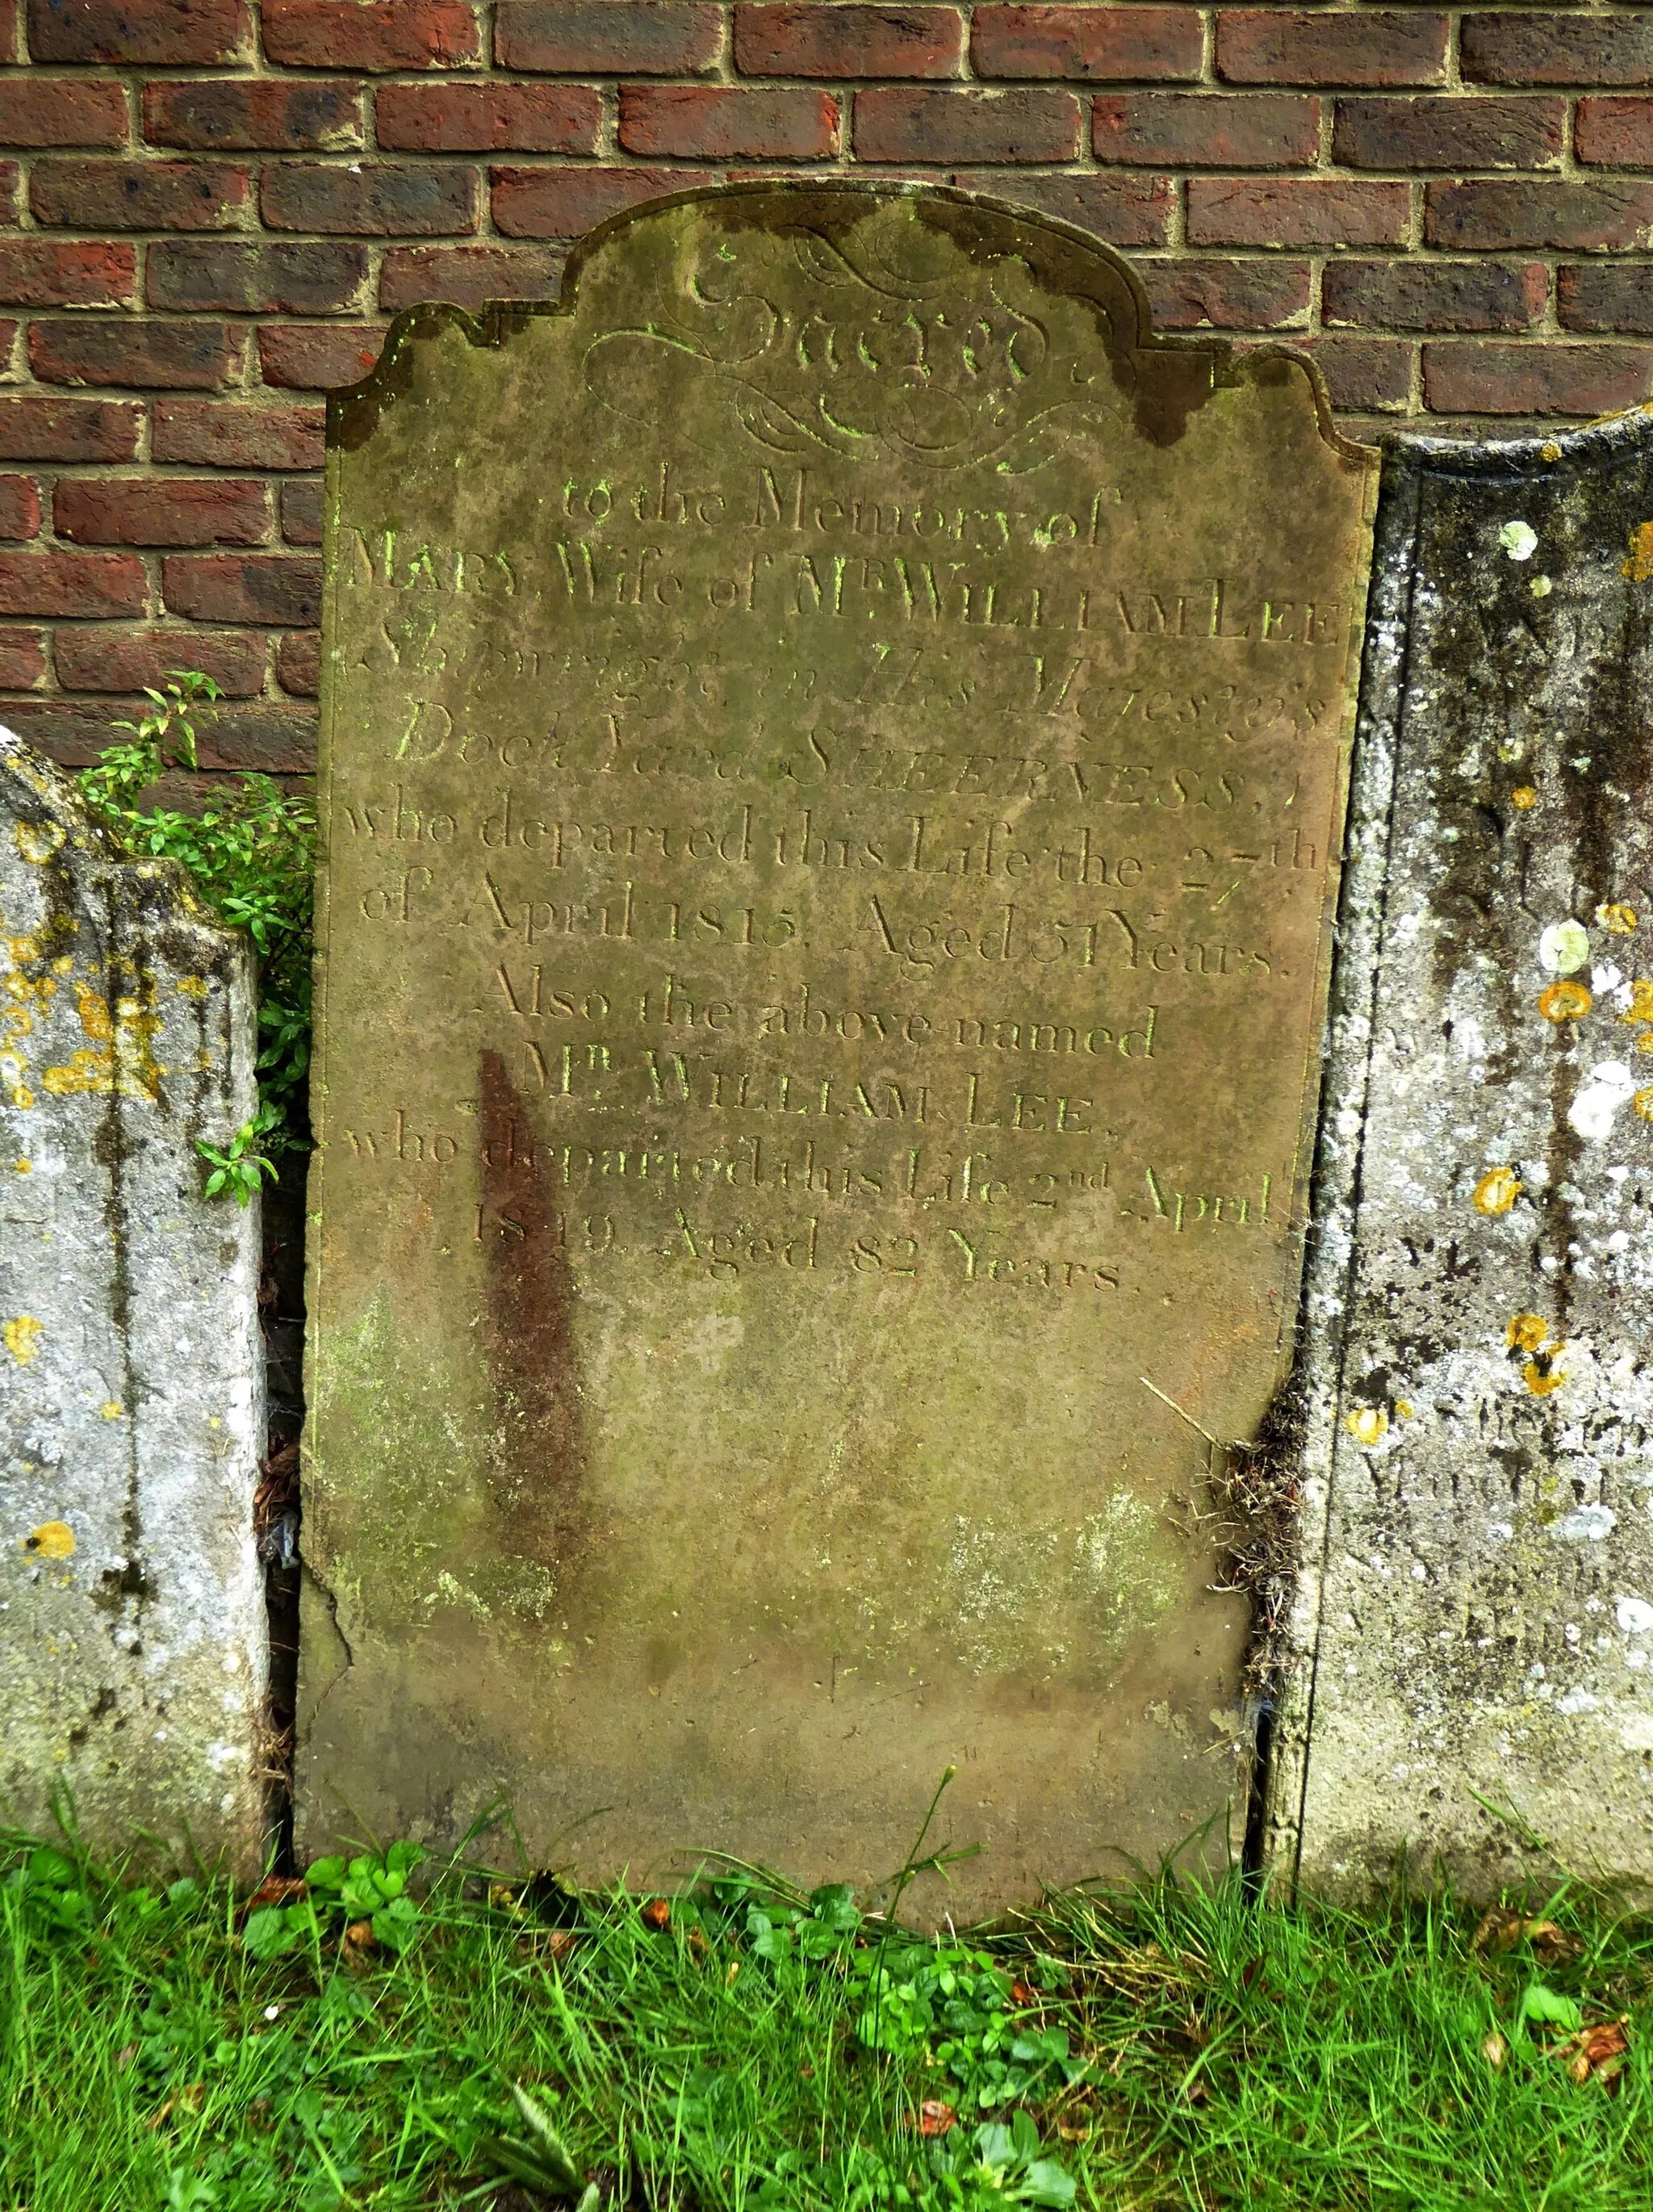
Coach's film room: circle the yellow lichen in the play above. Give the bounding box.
[2,1313,41,1364]
[10,1157,27,1173]
[1524,1359,1567,1397]
[13,819,63,865]
[1473,1167,1522,1216]
[1622,521,1653,582]
[1396,1398,1416,1420]
[24,1521,73,1560]
[1597,903,1638,935]
[40,979,161,1103]
[1622,979,1653,1024]
[1508,1313,1550,1353]
[1346,1406,1389,1446]
[1636,1087,1653,1121]
[1541,440,1563,462]
[1538,980,1592,1022]
[100,1401,122,1420]
[174,975,210,1000]
[1511,786,1539,811]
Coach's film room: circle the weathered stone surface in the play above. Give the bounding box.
[0,731,267,1867]
[1274,415,1653,1897]
[299,182,1376,1913]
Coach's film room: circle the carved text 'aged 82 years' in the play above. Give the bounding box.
[299,185,1377,1913]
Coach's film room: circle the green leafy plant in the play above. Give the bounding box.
[851,1942,1083,2114]
[77,669,316,1176]
[242,1841,425,1963]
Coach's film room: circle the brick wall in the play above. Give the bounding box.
[2,0,1652,773]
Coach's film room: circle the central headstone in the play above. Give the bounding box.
[299,184,1375,1911]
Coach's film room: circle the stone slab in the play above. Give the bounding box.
[299,183,1376,1913]
[0,730,267,1869]
[1274,414,1653,1898]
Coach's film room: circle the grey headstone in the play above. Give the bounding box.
[1274,416,1653,1896]
[0,731,269,1870]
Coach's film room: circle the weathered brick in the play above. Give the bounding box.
[1462,15,1653,91]
[31,159,248,232]
[1576,99,1653,172]
[736,5,961,79]
[0,396,140,461]
[1187,179,1412,249]
[856,86,1080,162]
[281,477,323,544]
[0,628,45,689]
[257,323,386,388]
[1289,336,1412,413]
[952,168,1173,246]
[152,399,324,469]
[0,163,17,223]
[262,0,480,71]
[1558,266,1653,336]
[492,164,717,238]
[28,0,248,64]
[147,240,367,315]
[0,240,134,308]
[1422,340,1653,416]
[0,78,126,147]
[1425,181,1653,253]
[1218,12,1448,90]
[29,316,241,390]
[1140,258,1311,331]
[1324,258,1548,334]
[275,629,319,694]
[143,78,362,152]
[1094,94,1318,169]
[375,82,599,152]
[162,553,320,626]
[619,86,839,159]
[1333,95,1563,172]
[495,2,719,74]
[379,241,561,307]
[0,475,40,539]
[262,161,478,235]
[0,550,144,618]
[55,476,270,547]
[973,6,1202,83]
[54,625,266,696]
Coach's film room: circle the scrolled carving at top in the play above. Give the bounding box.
[580,199,1124,476]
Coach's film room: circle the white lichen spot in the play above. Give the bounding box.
[1568,1062,1636,1142]
[1539,920,1591,975]
[1616,1596,1653,1635]
[1556,1505,1617,1542]
[1556,1689,1600,1716]
[1488,1521,1514,1544]
[1500,519,1538,561]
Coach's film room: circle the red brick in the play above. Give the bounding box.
[31,159,248,231]
[1324,258,1548,334]
[280,477,322,543]
[262,160,478,234]
[1187,179,1411,250]
[492,164,716,238]
[262,0,480,71]
[1333,95,1563,172]
[1140,258,1311,331]
[27,0,248,64]
[375,82,599,152]
[1425,181,1653,253]
[973,6,1201,83]
[1421,341,1653,417]
[1559,266,1653,336]
[275,629,319,694]
[0,551,144,618]
[143,78,362,151]
[379,241,561,307]
[153,399,323,469]
[619,86,839,159]
[856,86,1080,162]
[29,317,241,390]
[952,168,1173,246]
[1288,336,1412,414]
[147,239,367,314]
[0,78,126,147]
[0,396,140,460]
[0,628,45,689]
[162,553,320,626]
[0,0,14,64]
[496,2,719,74]
[55,625,265,695]
[0,163,17,223]
[257,322,386,388]
[1576,99,1653,172]
[0,240,134,308]
[735,5,961,79]
[1094,94,1318,169]
[0,475,40,539]
[55,476,270,547]
[1217,13,1448,91]
[1462,15,1653,91]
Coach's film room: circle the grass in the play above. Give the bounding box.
[2,1821,1651,2212]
